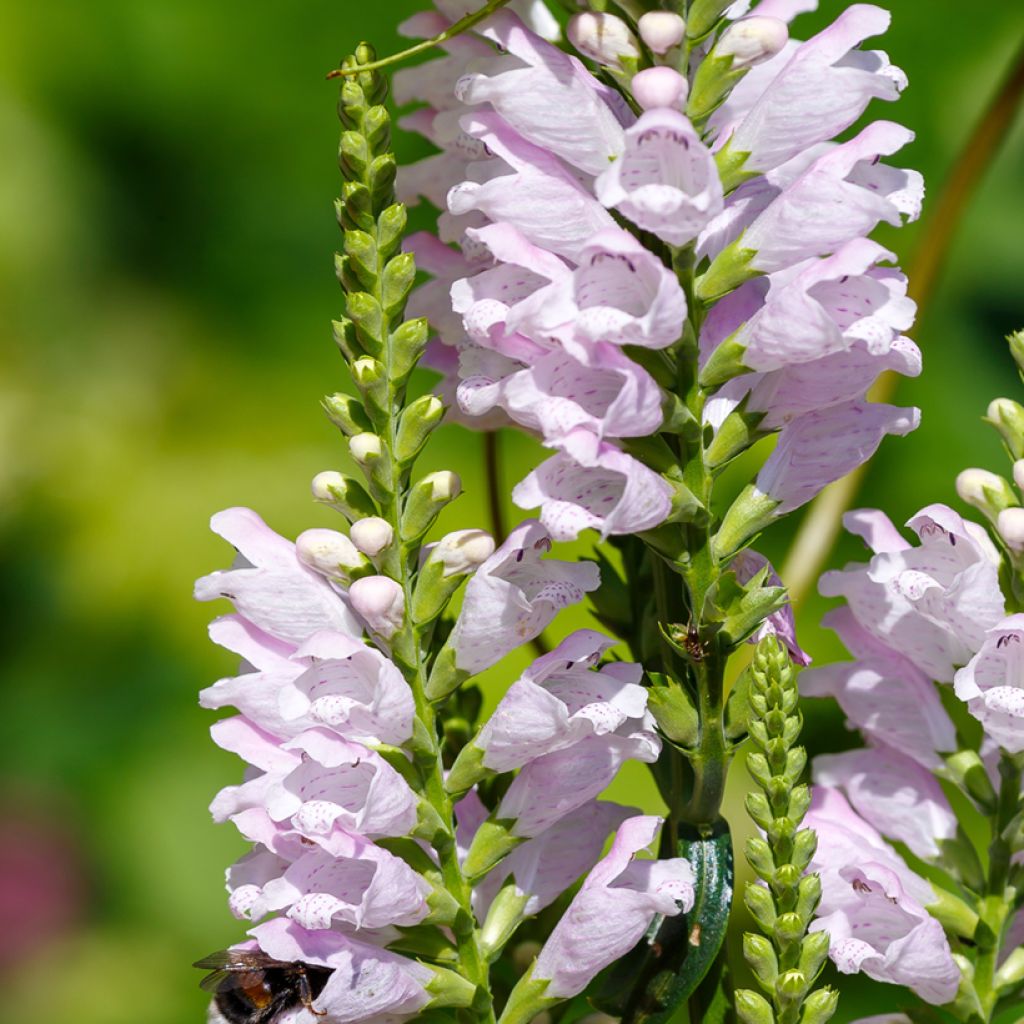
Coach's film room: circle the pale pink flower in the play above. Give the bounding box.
[195,508,361,646]
[595,109,724,246]
[755,400,919,513]
[719,5,905,174]
[954,614,1024,753]
[715,238,915,372]
[813,745,956,858]
[449,519,600,675]
[506,227,688,356]
[210,721,418,840]
[473,801,638,919]
[476,629,648,770]
[497,730,660,838]
[513,428,674,541]
[247,918,432,1023]
[454,10,631,176]
[805,788,960,1006]
[820,505,1005,682]
[449,112,616,260]
[802,606,955,770]
[720,121,923,274]
[276,631,414,746]
[533,816,694,997]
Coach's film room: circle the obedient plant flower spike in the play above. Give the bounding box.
[737,636,837,1024]
[333,47,495,1020]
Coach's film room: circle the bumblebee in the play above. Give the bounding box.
[194,948,332,1023]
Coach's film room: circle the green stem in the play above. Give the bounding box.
[326,0,514,79]
[970,754,1023,1023]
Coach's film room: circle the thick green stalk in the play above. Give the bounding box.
[966,754,1023,1023]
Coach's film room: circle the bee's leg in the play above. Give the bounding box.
[298,971,328,1017]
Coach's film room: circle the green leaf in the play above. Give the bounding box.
[590,821,734,1024]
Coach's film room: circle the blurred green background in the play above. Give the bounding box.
[0,1,1022,1021]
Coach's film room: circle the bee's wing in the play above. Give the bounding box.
[193,948,283,971]
[197,969,233,995]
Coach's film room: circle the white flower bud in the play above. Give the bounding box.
[956,468,1015,512]
[638,12,686,54]
[426,470,462,502]
[998,507,1024,553]
[311,470,345,502]
[568,12,639,67]
[429,529,496,578]
[349,575,406,639]
[350,516,394,557]
[349,432,382,463]
[716,16,788,69]
[631,67,689,111]
[1014,460,1024,493]
[295,528,366,577]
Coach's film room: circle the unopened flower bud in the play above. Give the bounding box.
[349,575,405,639]
[1014,460,1024,493]
[396,394,445,463]
[295,528,369,581]
[638,12,686,54]
[717,17,788,69]
[568,12,639,67]
[322,392,372,436]
[998,507,1024,553]
[987,398,1024,459]
[349,432,382,464]
[352,356,384,388]
[350,516,394,557]
[956,467,1017,521]
[401,471,462,543]
[798,987,839,1024]
[428,530,495,578]
[631,67,689,112]
[1008,329,1024,378]
[734,989,773,1024]
[311,470,377,522]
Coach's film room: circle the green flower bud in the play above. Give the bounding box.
[345,291,385,354]
[381,251,417,319]
[735,988,775,1024]
[745,792,774,831]
[987,397,1024,460]
[773,862,802,890]
[995,946,1024,993]
[401,471,462,543]
[339,129,370,180]
[790,828,818,871]
[395,394,445,464]
[743,933,779,988]
[322,392,373,436]
[746,836,776,879]
[796,930,831,980]
[795,873,821,921]
[744,881,777,931]
[774,912,805,945]
[377,203,408,258]
[480,879,531,961]
[388,317,430,382]
[776,969,808,1002]
[425,642,471,702]
[332,316,360,362]
[351,355,388,418]
[798,987,838,1024]
[311,470,378,522]
[646,673,700,747]
[341,229,378,290]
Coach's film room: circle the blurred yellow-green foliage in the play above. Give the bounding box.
[0,1,1022,1021]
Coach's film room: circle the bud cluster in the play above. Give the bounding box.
[737,637,836,1024]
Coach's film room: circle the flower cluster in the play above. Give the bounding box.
[196,505,692,1021]
[804,498,1024,1011]
[399,0,922,553]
